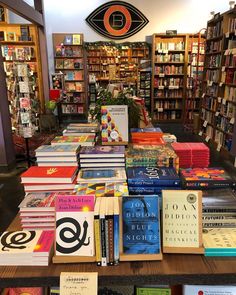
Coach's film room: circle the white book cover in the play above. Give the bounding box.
[183,285,236,295]
[55,195,95,256]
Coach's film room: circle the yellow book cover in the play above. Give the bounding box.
[162,190,203,253]
[72,34,81,45]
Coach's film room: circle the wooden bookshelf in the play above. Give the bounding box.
[1,214,236,288]
[0,23,44,128]
[152,34,187,122]
[199,7,236,159]
[52,33,88,124]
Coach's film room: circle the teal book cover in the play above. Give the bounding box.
[122,195,160,254]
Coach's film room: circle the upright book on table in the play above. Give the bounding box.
[122,195,161,255]
[101,105,128,145]
[55,194,95,256]
[162,190,203,254]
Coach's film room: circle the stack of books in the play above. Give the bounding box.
[18,192,56,230]
[63,122,99,137]
[130,127,164,145]
[74,182,128,197]
[93,196,120,266]
[171,142,210,168]
[51,135,96,146]
[180,167,236,189]
[125,145,179,171]
[126,167,181,195]
[21,166,78,192]
[0,230,54,265]
[202,188,236,228]
[76,168,127,184]
[79,146,125,168]
[35,144,79,167]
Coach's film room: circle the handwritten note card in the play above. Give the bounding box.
[60,272,98,295]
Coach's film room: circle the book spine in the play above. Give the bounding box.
[100,216,107,266]
[107,215,114,266]
[113,213,119,265]
[105,217,110,265]
[183,181,234,189]
[127,179,180,187]
[94,215,101,266]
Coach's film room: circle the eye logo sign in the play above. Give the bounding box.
[86,1,149,39]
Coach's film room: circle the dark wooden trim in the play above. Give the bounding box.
[0,0,44,26]
[0,45,16,168]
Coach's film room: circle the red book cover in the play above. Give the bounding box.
[21,166,78,184]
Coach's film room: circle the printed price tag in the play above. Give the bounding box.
[222,66,225,72]
[202,93,206,98]
[230,117,235,124]
[203,120,208,127]
[222,98,226,105]
[159,73,165,77]
[158,108,163,112]
[215,111,220,116]
[205,136,210,142]
[218,97,222,103]
[198,131,203,136]
[226,32,230,38]
[217,143,222,152]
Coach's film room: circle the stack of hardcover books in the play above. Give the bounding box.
[35,144,79,167]
[76,167,127,184]
[18,192,56,230]
[79,146,125,168]
[130,127,164,145]
[0,230,54,265]
[21,166,78,193]
[125,145,179,171]
[202,188,236,228]
[180,167,236,189]
[93,196,120,266]
[171,142,210,168]
[126,167,181,196]
[62,122,99,137]
[51,134,96,146]
[74,182,128,197]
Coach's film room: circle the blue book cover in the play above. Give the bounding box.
[80,145,125,158]
[113,197,119,265]
[130,127,162,133]
[127,167,180,187]
[122,195,160,254]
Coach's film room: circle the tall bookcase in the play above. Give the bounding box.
[0,23,44,129]
[152,34,187,122]
[200,7,236,159]
[52,33,88,124]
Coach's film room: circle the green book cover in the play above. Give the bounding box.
[135,286,171,295]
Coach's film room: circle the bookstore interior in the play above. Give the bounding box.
[3,0,236,294]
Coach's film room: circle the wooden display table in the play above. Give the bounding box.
[1,215,236,288]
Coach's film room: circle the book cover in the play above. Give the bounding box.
[21,166,77,184]
[183,285,236,295]
[94,197,101,266]
[127,167,180,187]
[77,168,127,183]
[113,197,120,265]
[180,168,236,189]
[18,192,56,211]
[55,195,95,256]
[122,195,160,254]
[80,145,125,158]
[135,286,171,295]
[51,135,95,146]
[35,145,79,156]
[162,190,203,253]
[101,105,128,144]
[8,287,44,295]
[72,34,81,45]
[64,35,73,45]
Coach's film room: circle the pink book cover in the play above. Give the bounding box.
[9,287,43,295]
[33,230,54,253]
[55,195,95,212]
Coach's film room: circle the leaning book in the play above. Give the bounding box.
[122,195,161,255]
[55,194,95,256]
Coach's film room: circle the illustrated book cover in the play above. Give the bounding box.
[122,195,161,254]
[101,105,128,144]
[35,145,79,156]
[51,135,95,146]
[18,192,56,211]
[77,168,127,183]
[79,145,125,158]
[55,195,95,256]
[162,190,203,253]
[127,167,180,187]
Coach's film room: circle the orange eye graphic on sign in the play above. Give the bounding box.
[86,1,149,40]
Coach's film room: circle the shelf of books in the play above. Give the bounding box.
[152,34,187,122]
[0,23,44,129]
[86,42,150,85]
[199,7,236,160]
[52,33,88,123]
